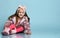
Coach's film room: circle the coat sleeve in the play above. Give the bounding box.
[4,18,13,28]
[23,16,31,33]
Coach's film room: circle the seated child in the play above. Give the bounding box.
[2,5,31,35]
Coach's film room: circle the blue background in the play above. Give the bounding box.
[0,0,60,38]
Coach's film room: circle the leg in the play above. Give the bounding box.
[2,24,16,35]
[2,27,10,35]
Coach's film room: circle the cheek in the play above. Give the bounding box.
[21,12,25,15]
[22,13,25,16]
[18,13,20,16]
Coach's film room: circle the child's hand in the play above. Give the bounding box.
[24,31,31,35]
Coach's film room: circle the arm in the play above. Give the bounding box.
[24,17,31,34]
[4,18,13,28]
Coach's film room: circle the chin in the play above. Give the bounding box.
[19,16,23,18]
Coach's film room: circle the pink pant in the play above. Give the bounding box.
[9,24,24,33]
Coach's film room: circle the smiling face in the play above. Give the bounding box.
[17,7,25,18]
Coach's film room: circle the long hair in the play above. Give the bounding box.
[8,8,30,24]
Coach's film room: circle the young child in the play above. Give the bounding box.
[2,5,31,35]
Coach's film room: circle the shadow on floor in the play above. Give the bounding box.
[2,33,31,38]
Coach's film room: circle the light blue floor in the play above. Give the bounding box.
[0,31,60,38]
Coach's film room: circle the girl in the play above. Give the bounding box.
[2,5,31,35]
